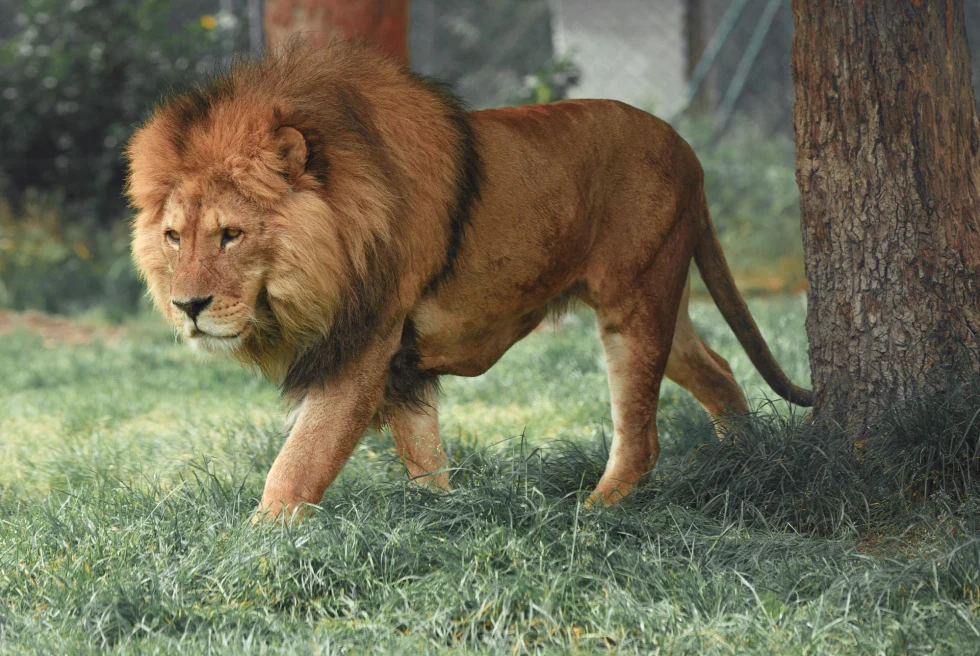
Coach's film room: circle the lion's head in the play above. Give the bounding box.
[125,40,480,390]
[128,120,320,356]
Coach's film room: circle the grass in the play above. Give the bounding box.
[2,297,980,654]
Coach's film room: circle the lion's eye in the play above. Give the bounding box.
[221,227,243,248]
[165,229,180,246]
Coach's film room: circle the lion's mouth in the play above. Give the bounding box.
[189,327,242,340]
[185,326,247,353]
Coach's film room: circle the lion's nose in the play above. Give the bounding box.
[172,295,214,321]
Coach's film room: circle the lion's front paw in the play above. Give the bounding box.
[585,474,640,508]
[408,470,452,492]
[251,495,315,524]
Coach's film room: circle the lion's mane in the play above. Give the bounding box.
[126,39,483,402]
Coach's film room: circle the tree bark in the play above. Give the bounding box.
[264,0,409,64]
[791,0,980,434]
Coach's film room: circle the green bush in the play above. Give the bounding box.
[0,192,142,316]
[511,56,581,105]
[0,0,243,226]
[679,117,806,293]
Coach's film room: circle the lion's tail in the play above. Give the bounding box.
[692,201,814,407]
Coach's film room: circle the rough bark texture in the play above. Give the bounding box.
[791,0,980,434]
[264,0,409,64]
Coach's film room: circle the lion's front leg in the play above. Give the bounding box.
[255,335,397,522]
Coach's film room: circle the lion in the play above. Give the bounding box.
[125,39,812,519]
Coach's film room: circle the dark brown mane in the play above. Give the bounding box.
[412,74,485,291]
[280,240,400,400]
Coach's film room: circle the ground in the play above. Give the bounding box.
[1,296,979,654]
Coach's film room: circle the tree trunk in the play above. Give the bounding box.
[791,0,980,434]
[264,0,409,64]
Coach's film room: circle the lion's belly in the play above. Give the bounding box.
[410,300,551,377]
[408,238,585,378]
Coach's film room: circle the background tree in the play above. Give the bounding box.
[791,0,980,434]
[264,0,409,64]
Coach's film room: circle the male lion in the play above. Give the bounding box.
[126,40,811,518]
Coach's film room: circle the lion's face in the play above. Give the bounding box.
[127,72,405,369]
[154,184,270,353]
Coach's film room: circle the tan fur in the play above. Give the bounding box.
[387,385,450,490]
[126,39,810,519]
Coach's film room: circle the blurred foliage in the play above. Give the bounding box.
[0,121,805,315]
[680,117,806,295]
[0,192,142,317]
[513,56,581,106]
[0,0,244,227]
[0,0,808,315]
[0,0,560,232]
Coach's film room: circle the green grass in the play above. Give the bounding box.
[2,297,980,654]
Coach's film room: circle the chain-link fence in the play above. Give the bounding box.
[410,0,980,141]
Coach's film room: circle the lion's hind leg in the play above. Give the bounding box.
[385,386,451,491]
[665,281,750,437]
[587,268,690,506]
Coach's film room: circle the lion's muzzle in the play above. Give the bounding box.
[171,295,214,321]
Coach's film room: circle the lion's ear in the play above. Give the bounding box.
[274,126,308,183]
